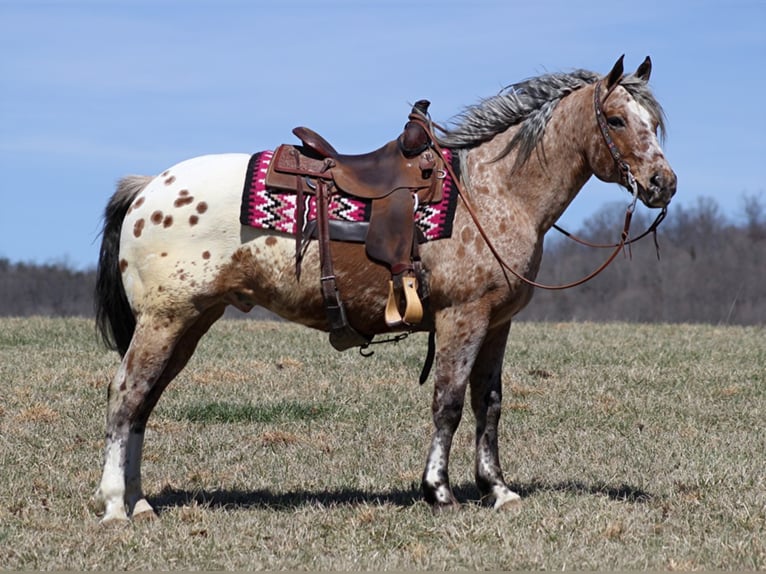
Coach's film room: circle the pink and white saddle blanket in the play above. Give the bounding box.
[240,148,459,242]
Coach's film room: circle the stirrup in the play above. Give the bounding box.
[385,276,423,328]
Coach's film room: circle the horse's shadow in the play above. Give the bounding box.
[151,479,652,514]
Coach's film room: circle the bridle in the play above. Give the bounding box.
[550,80,667,253]
[593,79,640,204]
[415,76,667,292]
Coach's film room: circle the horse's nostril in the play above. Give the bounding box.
[653,172,678,196]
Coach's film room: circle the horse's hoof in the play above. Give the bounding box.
[99,499,131,526]
[131,499,157,521]
[494,491,522,512]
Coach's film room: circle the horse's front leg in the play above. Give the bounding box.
[421,306,489,512]
[470,321,521,510]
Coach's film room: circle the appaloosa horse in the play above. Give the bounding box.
[93,56,676,523]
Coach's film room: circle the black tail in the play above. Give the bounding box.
[95,175,153,357]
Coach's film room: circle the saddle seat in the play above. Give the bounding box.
[264,100,443,349]
[291,118,440,203]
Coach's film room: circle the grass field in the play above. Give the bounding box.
[0,317,763,570]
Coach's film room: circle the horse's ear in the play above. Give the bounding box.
[606,54,625,91]
[635,56,652,82]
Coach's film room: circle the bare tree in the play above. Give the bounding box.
[520,195,766,325]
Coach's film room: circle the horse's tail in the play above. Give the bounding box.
[95,175,153,357]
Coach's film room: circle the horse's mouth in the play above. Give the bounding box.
[637,178,676,209]
[640,188,670,209]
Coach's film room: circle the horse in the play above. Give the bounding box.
[93,55,676,524]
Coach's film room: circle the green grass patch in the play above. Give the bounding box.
[179,400,337,424]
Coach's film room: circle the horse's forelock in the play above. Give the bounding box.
[620,74,667,142]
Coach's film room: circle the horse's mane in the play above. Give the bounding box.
[436,69,666,170]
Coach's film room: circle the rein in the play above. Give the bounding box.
[415,77,665,291]
[552,208,666,253]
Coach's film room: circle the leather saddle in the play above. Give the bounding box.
[264,100,446,349]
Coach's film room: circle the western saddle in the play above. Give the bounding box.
[264,100,447,351]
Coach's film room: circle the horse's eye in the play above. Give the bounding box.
[607,116,625,129]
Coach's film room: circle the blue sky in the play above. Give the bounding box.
[1,0,764,270]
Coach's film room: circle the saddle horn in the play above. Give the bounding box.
[399,100,431,157]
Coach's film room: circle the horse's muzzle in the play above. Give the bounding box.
[640,169,677,208]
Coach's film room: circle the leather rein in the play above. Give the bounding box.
[417,78,667,292]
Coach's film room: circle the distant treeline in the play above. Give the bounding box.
[520,195,765,325]
[1,195,764,325]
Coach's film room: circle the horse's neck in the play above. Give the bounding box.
[463,89,594,235]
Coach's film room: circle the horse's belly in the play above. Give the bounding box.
[213,239,395,333]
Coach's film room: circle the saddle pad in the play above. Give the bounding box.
[240,149,458,241]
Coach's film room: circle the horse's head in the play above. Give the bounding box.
[588,56,677,209]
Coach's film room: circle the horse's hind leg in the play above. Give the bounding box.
[97,305,223,524]
[97,316,182,524]
[123,304,226,521]
[469,321,521,510]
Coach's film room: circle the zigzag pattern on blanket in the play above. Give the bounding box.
[240,149,458,241]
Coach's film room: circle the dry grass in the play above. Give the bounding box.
[0,317,764,570]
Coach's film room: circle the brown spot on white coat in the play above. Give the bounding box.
[174,195,194,208]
